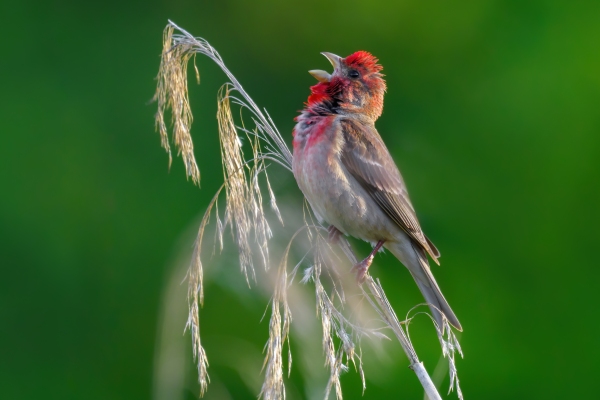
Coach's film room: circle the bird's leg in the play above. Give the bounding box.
[327,225,342,244]
[352,240,385,283]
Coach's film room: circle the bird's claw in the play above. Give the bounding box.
[351,256,374,284]
[350,240,384,284]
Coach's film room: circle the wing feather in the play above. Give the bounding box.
[340,119,440,261]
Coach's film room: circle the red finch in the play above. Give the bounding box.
[292,51,461,331]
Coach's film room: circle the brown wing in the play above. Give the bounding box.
[340,119,440,262]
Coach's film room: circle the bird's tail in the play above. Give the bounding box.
[387,241,462,332]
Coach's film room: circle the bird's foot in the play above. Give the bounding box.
[328,225,342,244]
[351,255,375,284]
[351,240,385,284]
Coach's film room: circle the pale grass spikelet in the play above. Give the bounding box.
[217,85,255,282]
[403,307,465,400]
[312,236,362,399]
[154,24,201,184]
[259,230,297,400]
[442,322,464,399]
[154,20,463,400]
[184,187,224,395]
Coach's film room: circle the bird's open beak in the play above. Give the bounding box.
[308,52,342,83]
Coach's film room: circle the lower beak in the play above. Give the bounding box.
[309,70,331,83]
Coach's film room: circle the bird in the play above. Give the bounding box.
[292,51,461,331]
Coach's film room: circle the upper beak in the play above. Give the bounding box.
[321,52,341,70]
[308,52,342,83]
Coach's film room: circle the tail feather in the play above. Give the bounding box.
[387,241,462,332]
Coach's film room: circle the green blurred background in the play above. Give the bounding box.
[2,0,599,399]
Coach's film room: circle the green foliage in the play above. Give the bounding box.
[1,1,599,398]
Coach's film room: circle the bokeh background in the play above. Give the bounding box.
[2,0,599,399]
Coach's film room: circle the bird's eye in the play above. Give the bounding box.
[348,69,360,78]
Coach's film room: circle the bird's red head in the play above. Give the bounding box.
[344,51,383,76]
[305,51,386,121]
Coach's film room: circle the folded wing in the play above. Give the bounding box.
[339,119,440,263]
